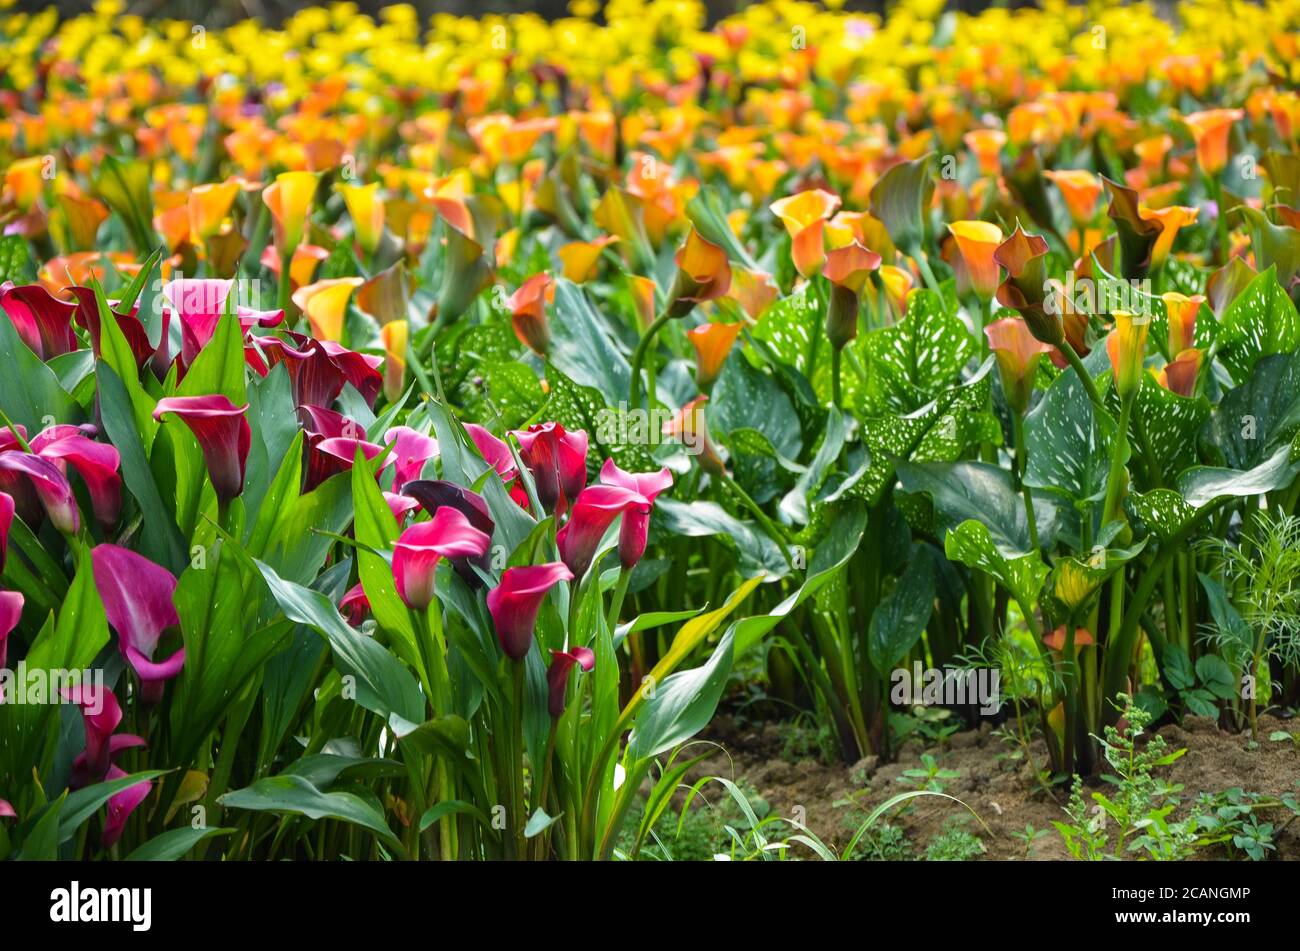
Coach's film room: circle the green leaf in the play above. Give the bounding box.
[548,279,632,407]
[218,775,403,850]
[654,498,788,577]
[628,630,735,760]
[897,460,1050,557]
[178,309,246,405]
[869,152,934,252]
[1163,644,1195,691]
[124,826,234,861]
[1196,654,1236,700]
[59,771,167,844]
[1130,373,1210,483]
[943,519,1049,614]
[868,551,936,672]
[687,189,759,271]
[1216,266,1300,385]
[859,289,975,414]
[0,299,80,431]
[0,234,37,283]
[1025,362,1112,503]
[1177,441,1300,508]
[1201,352,1300,469]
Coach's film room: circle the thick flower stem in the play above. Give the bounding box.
[1101,396,1134,529]
[910,242,942,295]
[830,345,843,408]
[606,566,632,635]
[1060,339,1107,416]
[1013,412,1039,552]
[628,312,672,411]
[511,661,528,860]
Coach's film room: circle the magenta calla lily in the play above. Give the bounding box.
[599,459,673,569]
[0,451,79,533]
[0,589,23,671]
[0,491,12,572]
[165,277,283,366]
[0,282,79,359]
[340,582,370,627]
[67,286,153,370]
[102,765,152,847]
[547,646,595,717]
[383,426,439,490]
[153,395,251,503]
[393,507,492,610]
[513,422,588,516]
[306,435,390,492]
[62,685,146,789]
[464,423,518,483]
[403,480,496,586]
[557,484,650,580]
[487,563,574,661]
[91,544,184,703]
[34,434,122,527]
[0,799,14,820]
[258,334,381,409]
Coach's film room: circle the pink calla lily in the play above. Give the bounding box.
[599,459,673,569]
[487,563,574,661]
[340,582,370,627]
[403,480,496,586]
[153,395,251,502]
[67,286,153,370]
[165,278,283,366]
[0,799,14,820]
[0,589,21,671]
[0,451,79,533]
[102,765,152,847]
[0,491,12,571]
[547,646,595,717]
[33,434,122,527]
[464,423,518,483]
[556,484,650,579]
[62,685,146,788]
[393,507,492,610]
[91,544,184,703]
[383,426,438,490]
[0,282,79,359]
[306,435,390,492]
[512,422,588,516]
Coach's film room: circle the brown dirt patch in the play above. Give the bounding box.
[692,713,1300,860]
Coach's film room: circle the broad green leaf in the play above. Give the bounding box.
[897,459,1052,557]
[1177,441,1300,507]
[218,775,402,850]
[867,550,936,672]
[1025,363,1112,503]
[0,300,79,431]
[627,630,735,760]
[943,519,1049,616]
[124,826,234,861]
[549,278,631,407]
[859,289,974,414]
[1216,266,1300,385]
[1201,352,1300,469]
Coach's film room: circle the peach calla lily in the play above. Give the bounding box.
[1044,169,1103,225]
[822,242,882,348]
[505,273,554,355]
[770,188,841,277]
[1183,109,1244,176]
[1141,205,1199,267]
[1156,348,1202,397]
[687,321,743,388]
[666,229,732,319]
[338,182,386,256]
[188,180,240,243]
[984,317,1053,415]
[947,221,1004,301]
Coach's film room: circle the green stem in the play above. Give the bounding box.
[1101,396,1134,528]
[1060,339,1108,417]
[1013,412,1039,552]
[606,566,632,636]
[628,312,672,411]
[719,470,793,567]
[910,243,942,295]
[830,345,843,408]
[511,661,527,861]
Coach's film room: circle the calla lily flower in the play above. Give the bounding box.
[340,582,370,627]
[1183,109,1244,176]
[393,507,491,611]
[102,765,152,848]
[403,480,496,586]
[877,265,915,318]
[0,283,79,359]
[1157,348,1202,397]
[599,459,673,570]
[984,317,1053,415]
[1044,626,1094,655]
[512,422,588,517]
[962,129,1006,176]
[727,267,779,320]
[0,589,21,670]
[686,321,743,388]
[663,395,725,476]
[1162,292,1203,353]
[822,242,883,348]
[67,287,154,370]
[153,395,251,503]
[994,225,1060,346]
[1141,205,1199,267]
[665,229,732,319]
[380,319,408,403]
[547,646,595,717]
[464,423,519,483]
[0,491,12,572]
[263,170,320,254]
[382,426,438,490]
[770,189,841,277]
[557,484,650,579]
[946,221,1003,302]
[385,492,420,523]
[259,243,331,291]
[32,434,122,527]
[338,182,386,256]
[62,685,145,789]
[92,544,184,703]
[165,278,284,367]
[1043,169,1102,225]
[306,436,390,492]
[188,180,241,243]
[1106,310,1151,401]
[505,273,554,355]
[0,452,79,533]
[559,236,618,284]
[487,563,574,661]
[293,277,364,342]
[0,800,14,820]
[259,334,382,409]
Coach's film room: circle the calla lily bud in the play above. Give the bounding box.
[547,646,595,717]
[994,225,1061,347]
[686,321,743,388]
[487,563,574,661]
[153,395,251,503]
[1106,310,1151,401]
[947,221,1003,302]
[505,272,554,355]
[822,242,882,350]
[984,317,1053,415]
[92,544,184,704]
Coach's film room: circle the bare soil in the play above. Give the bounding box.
[693,713,1300,860]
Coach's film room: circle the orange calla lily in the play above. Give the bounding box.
[1044,626,1094,654]
[292,277,363,342]
[962,129,1007,177]
[727,267,780,321]
[1140,205,1199,267]
[1183,109,1244,176]
[5,157,46,212]
[984,317,1053,415]
[380,319,408,403]
[506,273,555,355]
[822,242,882,349]
[188,180,240,243]
[663,395,724,475]
[628,274,657,330]
[686,322,743,388]
[877,265,914,318]
[947,220,1004,301]
[1161,292,1203,353]
[666,229,731,319]
[770,188,841,277]
[1044,169,1103,225]
[559,235,618,283]
[263,170,320,255]
[1156,348,1201,397]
